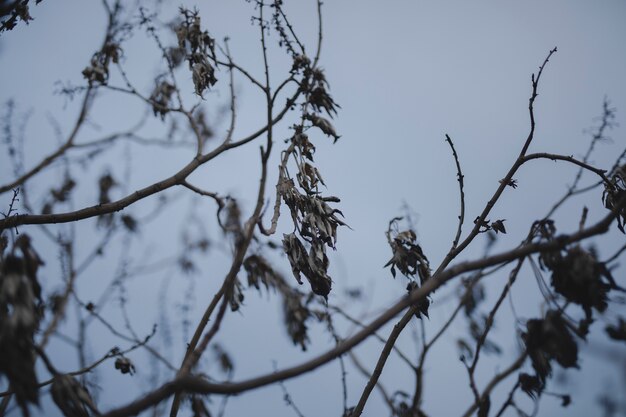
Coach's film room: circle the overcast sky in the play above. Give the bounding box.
[2,1,626,416]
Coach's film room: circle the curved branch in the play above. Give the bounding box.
[0,91,301,231]
[0,157,201,229]
[522,152,611,184]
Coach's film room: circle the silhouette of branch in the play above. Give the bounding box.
[348,351,395,413]
[466,257,525,397]
[445,133,466,250]
[461,352,528,417]
[545,99,616,217]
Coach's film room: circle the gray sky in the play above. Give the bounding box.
[1,1,626,416]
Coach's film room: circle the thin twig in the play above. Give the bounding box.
[545,98,616,217]
[460,353,528,417]
[330,306,416,370]
[348,352,395,413]
[445,134,465,250]
[467,257,525,396]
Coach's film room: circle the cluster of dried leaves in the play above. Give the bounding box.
[541,245,623,320]
[0,0,42,33]
[277,47,346,300]
[82,42,123,85]
[383,218,433,319]
[0,233,116,417]
[0,235,42,415]
[175,8,217,96]
[603,164,626,232]
[243,253,324,350]
[510,218,626,404]
[50,373,99,417]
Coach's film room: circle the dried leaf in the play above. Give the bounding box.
[523,310,579,383]
[305,113,340,142]
[519,373,543,400]
[114,356,136,375]
[491,219,506,234]
[51,374,99,417]
[606,317,626,342]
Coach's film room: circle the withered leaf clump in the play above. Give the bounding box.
[275,53,345,301]
[518,372,543,400]
[149,80,176,119]
[406,281,430,319]
[491,219,506,234]
[290,54,311,74]
[282,287,312,350]
[296,161,325,193]
[242,254,315,350]
[51,374,99,417]
[82,42,122,85]
[292,55,341,143]
[603,164,626,232]
[283,233,332,298]
[42,175,76,214]
[300,197,345,245]
[531,218,556,241]
[540,245,623,319]
[114,356,135,375]
[16,234,44,303]
[300,66,340,117]
[0,0,38,33]
[522,310,579,385]
[278,174,346,298]
[165,46,186,68]
[243,254,281,291]
[0,236,44,414]
[384,228,431,284]
[292,130,316,161]
[176,8,217,96]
